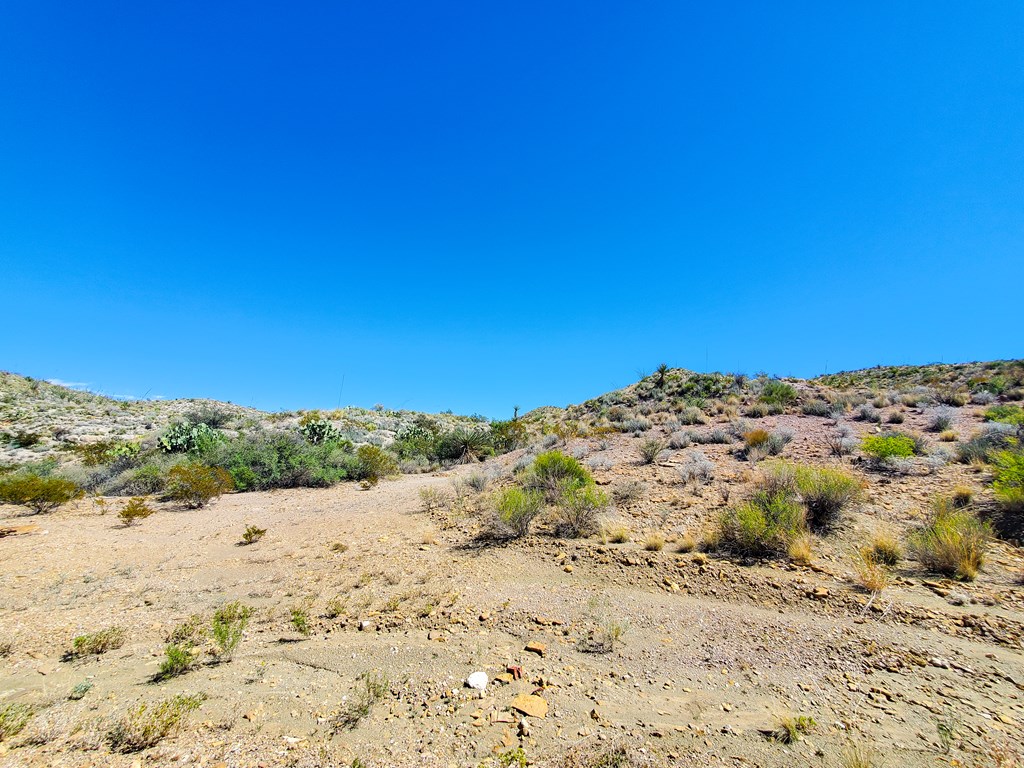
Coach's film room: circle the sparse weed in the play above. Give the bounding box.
[240,524,266,545]
[638,438,666,465]
[771,714,815,744]
[210,601,252,661]
[118,497,154,527]
[418,486,447,512]
[611,480,646,506]
[70,626,126,658]
[290,607,311,636]
[855,549,891,594]
[106,693,206,753]
[333,672,390,731]
[0,703,32,741]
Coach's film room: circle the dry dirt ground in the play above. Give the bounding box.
[2,409,1023,768]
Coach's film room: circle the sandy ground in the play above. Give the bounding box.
[1,409,1023,767]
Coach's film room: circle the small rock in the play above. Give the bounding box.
[511,694,549,718]
[525,641,547,657]
[467,672,489,692]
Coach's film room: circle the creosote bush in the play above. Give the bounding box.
[240,524,266,545]
[556,483,608,537]
[354,444,399,486]
[493,487,544,538]
[165,462,234,508]
[861,433,917,462]
[909,498,990,581]
[118,497,154,527]
[0,473,83,514]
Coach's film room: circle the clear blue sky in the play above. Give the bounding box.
[1,3,1021,417]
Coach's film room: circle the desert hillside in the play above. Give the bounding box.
[1,360,1023,767]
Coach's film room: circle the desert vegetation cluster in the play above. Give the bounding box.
[1,360,1023,767]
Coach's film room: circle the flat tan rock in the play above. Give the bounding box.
[510,693,548,718]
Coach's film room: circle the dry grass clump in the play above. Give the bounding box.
[868,531,902,566]
[841,741,878,768]
[787,533,813,565]
[69,626,126,658]
[771,714,815,744]
[909,498,990,581]
[601,524,630,544]
[418,486,447,512]
[675,532,696,553]
[332,672,390,731]
[106,693,206,753]
[951,486,974,508]
[854,549,891,594]
[643,533,665,551]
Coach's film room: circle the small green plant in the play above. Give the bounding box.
[909,498,990,581]
[165,462,234,508]
[210,601,252,661]
[0,473,83,514]
[498,747,528,768]
[418,486,447,512]
[991,449,1024,512]
[638,438,666,464]
[861,433,917,461]
[555,483,608,538]
[70,626,126,658]
[290,607,311,636]
[118,497,154,527]
[159,643,199,679]
[0,703,32,741]
[239,524,266,545]
[333,672,390,731]
[68,680,94,700]
[771,714,816,744]
[493,487,544,538]
[106,693,206,753]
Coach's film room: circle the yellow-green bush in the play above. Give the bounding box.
[0,473,83,514]
[909,499,990,581]
[165,463,234,508]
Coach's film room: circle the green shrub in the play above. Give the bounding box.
[158,643,198,679]
[957,426,1015,463]
[70,626,126,658]
[210,432,358,491]
[555,483,608,537]
[166,462,233,508]
[354,444,399,485]
[716,490,807,558]
[759,380,798,406]
[158,421,221,453]
[71,439,140,467]
[210,601,252,661]
[861,433,917,461]
[638,438,666,464]
[0,473,83,514]
[240,524,266,545]
[490,419,528,453]
[107,693,206,753]
[985,404,1024,427]
[0,703,32,741]
[290,607,311,636]
[118,497,154,526]
[909,499,990,581]
[992,449,1024,512]
[791,464,862,531]
[494,487,544,538]
[527,451,593,500]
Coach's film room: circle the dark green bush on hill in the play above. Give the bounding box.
[203,432,359,491]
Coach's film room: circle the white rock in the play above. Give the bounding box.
[466,671,488,692]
